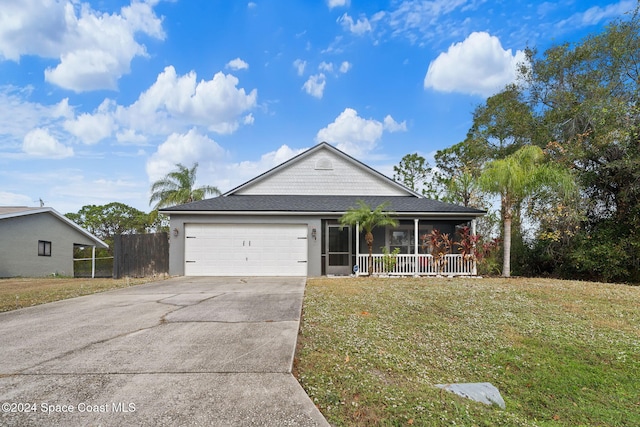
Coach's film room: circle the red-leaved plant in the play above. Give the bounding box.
[421,226,501,274]
[456,225,501,262]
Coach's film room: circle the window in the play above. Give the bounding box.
[390,229,413,254]
[38,240,52,257]
[387,224,434,254]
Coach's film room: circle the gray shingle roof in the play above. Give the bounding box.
[161,195,485,216]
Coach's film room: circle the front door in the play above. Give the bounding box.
[326,224,351,275]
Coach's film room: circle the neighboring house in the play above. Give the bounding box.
[0,207,108,278]
[160,142,485,277]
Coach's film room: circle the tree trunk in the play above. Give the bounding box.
[503,212,512,278]
[366,231,374,275]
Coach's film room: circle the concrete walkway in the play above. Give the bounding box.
[0,277,329,426]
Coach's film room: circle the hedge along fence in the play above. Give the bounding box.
[113,232,169,279]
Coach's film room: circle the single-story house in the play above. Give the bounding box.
[160,142,485,277]
[0,206,108,278]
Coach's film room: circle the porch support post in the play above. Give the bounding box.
[91,245,96,279]
[414,218,419,276]
[471,219,477,276]
[355,221,360,276]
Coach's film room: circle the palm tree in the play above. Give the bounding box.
[340,200,399,275]
[149,163,220,209]
[478,145,575,277]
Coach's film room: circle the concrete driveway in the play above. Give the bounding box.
[0,277,329,426]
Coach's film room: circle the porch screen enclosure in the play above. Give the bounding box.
[354,219,477,277]
[326,224,352,275]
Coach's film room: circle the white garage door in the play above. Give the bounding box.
[184,223,308,276]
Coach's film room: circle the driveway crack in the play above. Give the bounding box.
[13,303,188,375]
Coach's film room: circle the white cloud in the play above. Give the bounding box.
[385,0,472,43]
[144,133,309,199]
[118,66,257,134]
[148,143,307,196]
[0,65,256,162]
[146,128,228,183]
[64,110,115,145]
[339,61,352,73]
[243,113,255,125]
[383,115,407,132]
[247,2,257,9]
[22,128,73,158]
[0,0,165,92]
[257,144,304,166]
[0,0,69,61]
[293,59,307,76]
[321,36,345,55]
[0,87,70,140]
[424,31,527,97]
[319,61,334,73]
[302,73,326,99]
[1,167,152,214]
[371,11,386,23]
[49,172,148,212]
[0,191,34,206]
[52,98,74,120]
[316,108,406,157]
[226,58,249,70]
[222,145,307,192]
[116,129,148,144]
[557,0,635,28]
[338,13,372,35]
[536,2,559,18]
[327,0,350,9]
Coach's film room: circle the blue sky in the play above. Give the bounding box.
[0,0,635,214]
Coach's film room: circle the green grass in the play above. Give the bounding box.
[0,276,161,312]
[295,277,640,426]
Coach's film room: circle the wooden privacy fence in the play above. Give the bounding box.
[113,232,169,279]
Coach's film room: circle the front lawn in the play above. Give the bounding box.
[0,277,160,312]
[295,277,640,426]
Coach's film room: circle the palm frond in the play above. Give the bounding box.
[149,162,218,209]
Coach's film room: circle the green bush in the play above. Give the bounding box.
[380,247,400,272]
[570,225,639,283]
[520,219,640,284]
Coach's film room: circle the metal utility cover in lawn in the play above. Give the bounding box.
[436,382,506,409]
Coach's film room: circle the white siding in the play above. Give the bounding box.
[235,149,408,196]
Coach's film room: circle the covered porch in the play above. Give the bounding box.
[324,218,478,277]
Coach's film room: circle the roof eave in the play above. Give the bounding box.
[160,210,486,218]
[0,207,109,248]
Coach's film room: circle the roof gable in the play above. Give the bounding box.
[0,207,108,248]
[227,142,418,197]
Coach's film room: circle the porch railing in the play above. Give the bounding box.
[356,253,476,276]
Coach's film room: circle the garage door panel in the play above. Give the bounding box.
[184,224,307,276]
